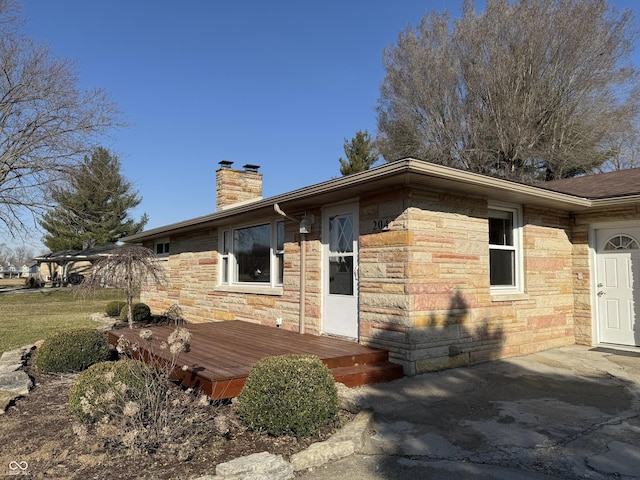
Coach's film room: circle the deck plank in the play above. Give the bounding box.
[107,320,402,399]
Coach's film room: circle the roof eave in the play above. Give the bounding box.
[122,159,594,243]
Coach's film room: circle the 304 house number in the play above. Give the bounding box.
[371,219,392,232]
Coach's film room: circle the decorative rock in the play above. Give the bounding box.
[0,362,23,374]
[329,410,373,452]
[290,440,354,471]
[0,346,34,414]
[336,382,366,413]
[0,370,33,396]
[0,390,17,413]
[0,346,31,368]
[91,312,117,331]
[290,410,373,471]
[215,451,293,480]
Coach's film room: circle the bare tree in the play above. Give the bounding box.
[377,0,640,182]
[80,246,167,329]
[0,1,124,236]
[0,242,35,265]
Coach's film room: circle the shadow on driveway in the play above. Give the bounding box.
[298,345,640,480]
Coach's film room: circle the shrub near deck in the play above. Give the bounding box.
[34,328,111,374]
[238,354,339,438]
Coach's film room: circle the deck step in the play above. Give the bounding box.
[331,361,404,388]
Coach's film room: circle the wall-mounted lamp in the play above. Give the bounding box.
[274,203,315,234]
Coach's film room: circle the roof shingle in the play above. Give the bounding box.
[542,168,640,199]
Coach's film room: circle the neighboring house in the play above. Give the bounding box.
[34,244,121,285]
[122,159,640,375]
[0,264,35,279]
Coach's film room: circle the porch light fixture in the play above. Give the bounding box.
[273,203,315,234]
[273,202,315,335]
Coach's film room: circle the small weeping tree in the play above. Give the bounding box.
[80,245,168,329]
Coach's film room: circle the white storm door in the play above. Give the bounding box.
[596,228,640,346]
[322,203,359,339]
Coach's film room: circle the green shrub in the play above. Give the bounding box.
[105,300,127,317]
[34,328,110,374]
[119,303,151,323]
[237,354,339,437]
[68,359,163,424]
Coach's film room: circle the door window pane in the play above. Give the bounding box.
[330,215,353,254]
[329,256,353,295]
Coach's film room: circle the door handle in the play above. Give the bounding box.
[597,291,606,297]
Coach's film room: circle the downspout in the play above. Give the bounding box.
[299,232,306,334]
[274,204,306,334]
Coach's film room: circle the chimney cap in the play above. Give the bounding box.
[243,163,260,172]
[219,160,234,169]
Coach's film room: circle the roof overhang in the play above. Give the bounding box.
[122,159,607,243]
[33,244,122,264]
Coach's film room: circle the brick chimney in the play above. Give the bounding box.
[216,161,263,210]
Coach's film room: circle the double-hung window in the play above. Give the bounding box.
[154,238,170,257]
[219,220,285,287]
[488,204,523,293]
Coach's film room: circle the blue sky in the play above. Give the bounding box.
[16,0,640,251]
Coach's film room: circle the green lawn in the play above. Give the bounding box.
[0,287,128,354]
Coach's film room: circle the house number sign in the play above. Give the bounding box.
[371,218,393,232]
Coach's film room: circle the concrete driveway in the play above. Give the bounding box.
[297,346,640,480]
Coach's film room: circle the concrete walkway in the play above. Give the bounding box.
[297,345,640,480]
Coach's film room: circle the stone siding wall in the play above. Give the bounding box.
[358,188,575,375]
[570,206,640,345]
[141,210,324,335]
[141,186,582,376]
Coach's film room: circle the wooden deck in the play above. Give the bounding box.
[107,321,404,400]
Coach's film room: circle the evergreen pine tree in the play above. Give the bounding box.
[40,147,147,252]
[339,130,379,176]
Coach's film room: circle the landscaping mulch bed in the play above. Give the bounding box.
[0,345,349,479]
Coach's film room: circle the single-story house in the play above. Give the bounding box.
[122,158,640,375]
[34,243,121,285]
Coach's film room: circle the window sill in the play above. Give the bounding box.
[491,292,529,302]
[215,285,284,296]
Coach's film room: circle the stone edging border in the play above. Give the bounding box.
[194,410,373,480]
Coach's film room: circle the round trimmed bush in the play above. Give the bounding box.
[68,359,163,423]
[119,302,151,323]
[237,354,339,437]
[34,328,110,374]
[105,300,127,317]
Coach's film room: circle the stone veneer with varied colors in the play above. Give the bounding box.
[141,185,578,376]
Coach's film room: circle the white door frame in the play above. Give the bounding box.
[589,221,640,347]
[322,201,359,339]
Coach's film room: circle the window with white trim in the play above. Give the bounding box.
[488,204,523,293]
[154,238,170,256]
[219,220,284,286]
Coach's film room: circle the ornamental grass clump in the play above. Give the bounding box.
[34,328,111,374]
[238,354,339,438]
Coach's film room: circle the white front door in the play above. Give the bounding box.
[595,227,640,346]
[322,203,359,339]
